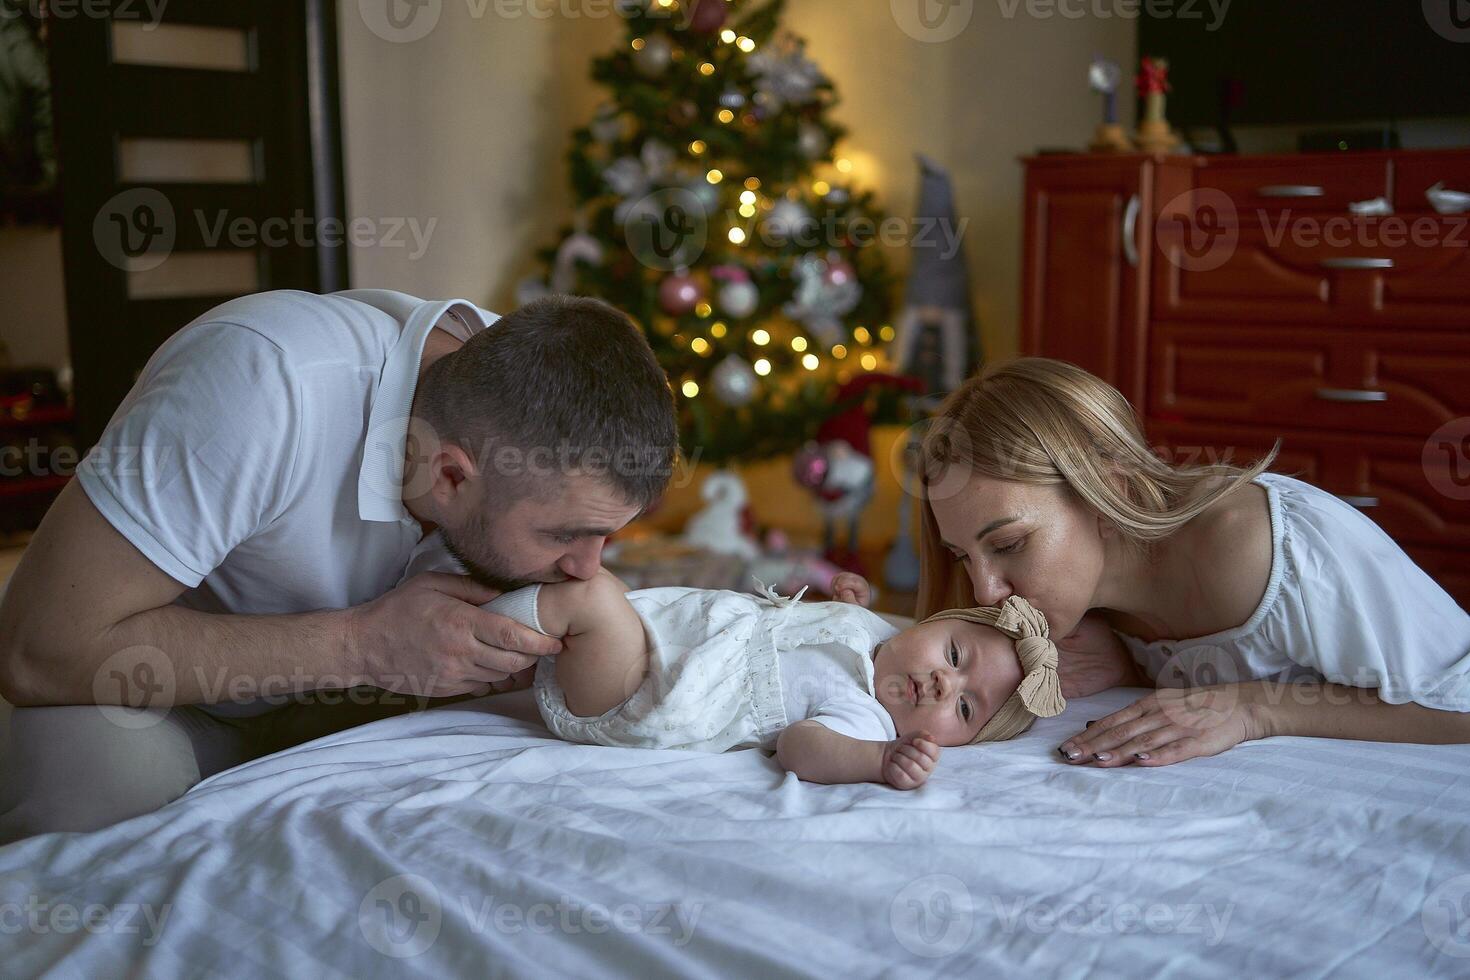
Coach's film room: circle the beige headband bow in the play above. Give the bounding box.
[919,595,1066,744]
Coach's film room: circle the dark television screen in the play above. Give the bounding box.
[1138,1,1470,128]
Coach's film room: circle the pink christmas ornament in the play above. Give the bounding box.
[792,442,830,491]
[658,272,705,315]
[688,0,728,35]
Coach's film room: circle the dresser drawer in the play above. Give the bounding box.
[1146,421,1470,553]
[1153,218,1470,328]
[1190,154,1390,217]
[1150,324,1470,437]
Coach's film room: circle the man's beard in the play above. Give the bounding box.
[439,522,541,593]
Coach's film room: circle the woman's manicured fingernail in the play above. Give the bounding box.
[1058,744,1082,761]
[1086,719,1098,726]
[1134,752,1150,761]
[1093,752,1112,762]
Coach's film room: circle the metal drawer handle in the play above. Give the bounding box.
[1320,257,1395,270]
[1122,193,1140,268]
[1259,185,1326,198]
[1316,387,1388,403]
[1426,182,1470,215]
[1338,495,1380,509]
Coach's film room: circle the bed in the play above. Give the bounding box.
[2,686,1468,977]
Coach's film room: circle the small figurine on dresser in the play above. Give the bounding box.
[1135,56,1181,154]
[1087,56,1133,153]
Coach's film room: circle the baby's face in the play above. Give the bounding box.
[873,618,1023,746]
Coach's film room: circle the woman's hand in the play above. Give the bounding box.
[1055,613,1146,699]
[830,572,872,607]
[1056,684,1271,767]
[882,730,941,789]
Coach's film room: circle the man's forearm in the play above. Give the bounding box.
[1256,682,1470,745]
[7,602,359,707]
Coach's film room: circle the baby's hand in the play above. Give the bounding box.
[831,572,872,607]
[882,731,941,790]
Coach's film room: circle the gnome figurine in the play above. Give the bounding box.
[890,155,981,396]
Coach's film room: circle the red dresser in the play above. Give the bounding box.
[1022,149,1470,608]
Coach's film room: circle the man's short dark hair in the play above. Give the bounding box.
[415,295,678,508]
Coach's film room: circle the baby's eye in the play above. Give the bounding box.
[948,642,959,667]
[959,698,972,723]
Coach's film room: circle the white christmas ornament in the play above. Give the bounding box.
[797,121,829,160]
[549,230,604,293]
[640,139,675,181]
[747,35,823,110]
[711,355,759,407]
[764,198,815,242]
[719,279,760,318]
[590,103,624,143]
[785,253,863,346]
[633,33,674,78]
[603,156,649,198]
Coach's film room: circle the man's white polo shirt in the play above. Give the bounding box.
[76,289,495,706]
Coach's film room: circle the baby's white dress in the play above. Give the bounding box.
[501,584,900,752]
[1118,473,1470,710]
[399,533,902,752]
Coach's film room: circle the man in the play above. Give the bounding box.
[0,289,678,842]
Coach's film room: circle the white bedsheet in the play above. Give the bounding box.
[2,688,1469,978]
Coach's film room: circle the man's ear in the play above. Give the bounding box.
[429,440,479,505]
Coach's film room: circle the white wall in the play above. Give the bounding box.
[335,0,610,308]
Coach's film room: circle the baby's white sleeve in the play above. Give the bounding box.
[481,585,547,636]
[805,695,897,742]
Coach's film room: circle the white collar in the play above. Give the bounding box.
[356,297,490,523]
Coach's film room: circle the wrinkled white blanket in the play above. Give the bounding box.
[3,688,1468,977]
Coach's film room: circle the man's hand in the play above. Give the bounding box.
[1055,612,1145,699]
[881,730,941,790]
[830,572,872,607]
[347,572,562,698]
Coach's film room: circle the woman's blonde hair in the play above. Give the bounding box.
[915,357,1278,619]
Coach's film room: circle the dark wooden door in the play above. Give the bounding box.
[48,0,348,448]
[1020,155,1152,409]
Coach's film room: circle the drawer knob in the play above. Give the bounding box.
[1338,495,1380,509]
[1259,185,1326,198]
[1316,387,1388,403]
[1320,257,1395,270]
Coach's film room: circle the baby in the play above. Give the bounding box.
[405,534,1066,790]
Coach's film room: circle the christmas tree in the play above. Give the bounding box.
[522,0,900,465]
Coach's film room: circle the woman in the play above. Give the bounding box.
[835,358,1470,767]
